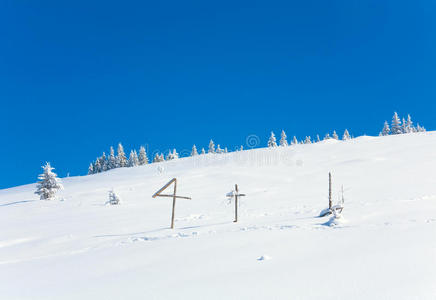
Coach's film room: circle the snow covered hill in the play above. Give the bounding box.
[1,133,436,300]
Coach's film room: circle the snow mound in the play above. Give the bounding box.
[323,215,347,227]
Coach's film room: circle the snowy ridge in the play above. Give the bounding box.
[1,132,436,299]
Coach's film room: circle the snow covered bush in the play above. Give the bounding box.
[324,206,345,226]
[35,162,63,200]
[108,190,121,205]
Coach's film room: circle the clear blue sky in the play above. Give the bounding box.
[1,0,435,189]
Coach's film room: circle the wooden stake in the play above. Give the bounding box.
[171,179,177,229]
[227,184,245,223]
[234,184,239,223]
[328,172,332,210]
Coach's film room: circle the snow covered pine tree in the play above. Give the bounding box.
[138,146,148,165]
[88,163,94,175]
[342,129,351,140]
[35,162,63,200]
[209,140,216,153]
[268,132,277,148]
[128,150,139,167]
[191,145,198,156]
[391,112,403,135]
[380,121,390,136]
[291,136,298,145]
[279,130,288,146]
[108,146,117,169]
[153,153,161,163]
[117,143,127,167]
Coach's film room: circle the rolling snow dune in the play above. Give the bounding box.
[1,133,436,299]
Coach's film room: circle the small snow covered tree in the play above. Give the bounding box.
[208,140,216,153]
[128,150,139,167]
[324,133,331,140]
[268,132,277,148]
[279,130,288,146]
[100,152,108,172]
[117,143,127,167]
[224,147,228,153]
[191,145,198,156]
[405,114,414,133]
[216,144,223,153]
[94,159,102,173]
[291,136,298,145]
[88,163,94,175]
[342,129,351,140]
[304,136,312,144]
[35,163,63,200]
[108,190,121,205]
[172,149,179,159]
[316,135,321,142]
[166,149,178,160]
[391,112,402,135]
[153,153,161,163]
[201,148,206,154]
[380,121,390,136]
[332,131,339,140]
[138,146,148,165]
[108,146,117,169]
[166,150,173,160]
[401,118,407,134]
[159,153,165,161]
[416,124,426,132]
[240,145,244,151]
[128,150,134,167]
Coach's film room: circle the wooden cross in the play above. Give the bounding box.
[152,178,191,229]
[226,184,246,223]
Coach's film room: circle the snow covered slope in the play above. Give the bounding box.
[1,133,436,300]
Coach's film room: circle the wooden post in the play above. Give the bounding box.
[227,184,245,223]
[341,185,344,205]
[328,172,332,210]
[234,184,238,223]
[171,179,177,229]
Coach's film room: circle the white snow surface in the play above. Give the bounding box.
[1,133,436,299]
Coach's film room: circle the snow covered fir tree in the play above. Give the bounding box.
[279,130,288,146]
[268,132,277,148]
[379,112,425,136]
[35,162,63,200]
[138,146,148,165]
